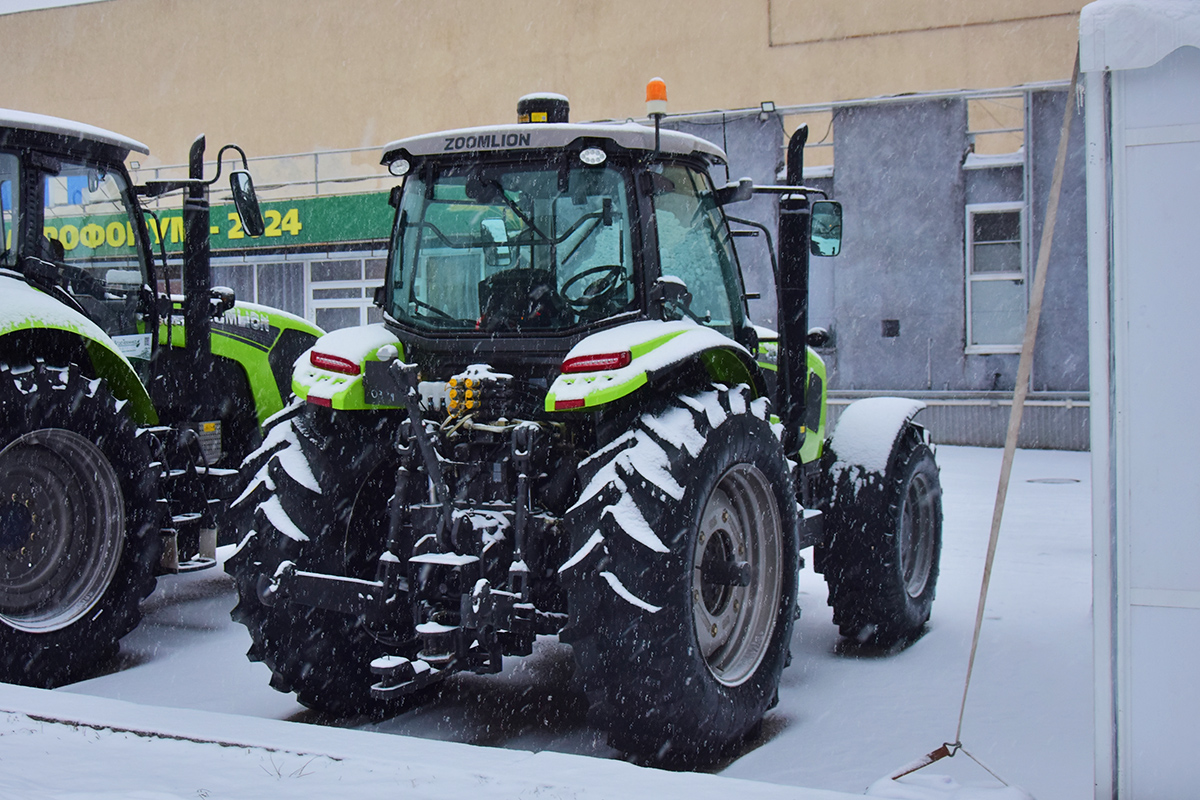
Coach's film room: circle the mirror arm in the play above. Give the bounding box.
[206,144,251,186]
[752,184,828,198]
[137,179,204,198]
[727,215,779,288]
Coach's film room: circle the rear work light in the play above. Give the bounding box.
[310,351,361,375]
[560,351,632,374]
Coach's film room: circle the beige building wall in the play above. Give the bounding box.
[2,0,1083,166]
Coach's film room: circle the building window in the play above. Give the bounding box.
[965,202,1025,353]
[308,256,385,330]
[967,94,1024,156]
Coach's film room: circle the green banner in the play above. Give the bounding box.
[45,192,394,259]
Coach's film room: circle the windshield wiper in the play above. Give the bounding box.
[482,177,551,243]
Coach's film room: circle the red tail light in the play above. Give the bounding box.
[310,351,361,375]
[561,351,632,374]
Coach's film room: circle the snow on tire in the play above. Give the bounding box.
[822,424,942,646]
[0,362,161,687]
[225,405,415,716]
[560,384,798,763]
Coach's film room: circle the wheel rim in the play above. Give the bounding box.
[691,463,783,687]
[0,429,125,633]
[899,470,936,598]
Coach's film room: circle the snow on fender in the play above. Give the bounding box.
[829,396,927,483]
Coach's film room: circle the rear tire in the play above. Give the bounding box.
[823,425,942,646]
[0,362,160,687]
[226,404,416,715]
[561,385,798,763]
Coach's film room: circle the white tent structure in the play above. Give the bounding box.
[1083,2,1200,797]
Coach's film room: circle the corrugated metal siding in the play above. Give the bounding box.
[826,392,1090,450]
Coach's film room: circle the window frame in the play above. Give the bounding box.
[383,154,642,335]
[0,151,19,267]
[647,160,746,336]
[964,200,1027,355]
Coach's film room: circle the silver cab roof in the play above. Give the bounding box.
[382,121,726,165]
[0,108,150,157]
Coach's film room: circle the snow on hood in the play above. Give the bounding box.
[1080,0,1200,73]
[225,298,319,331]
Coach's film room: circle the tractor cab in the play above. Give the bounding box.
[375,94,755,379]
[0,113,157,367]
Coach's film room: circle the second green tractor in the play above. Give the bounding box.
[229,91,942,763]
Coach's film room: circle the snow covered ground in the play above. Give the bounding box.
[0,445,1092,799]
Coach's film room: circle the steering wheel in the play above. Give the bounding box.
[561,264,629,312]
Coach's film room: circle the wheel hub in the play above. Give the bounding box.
[691,463,782,687]
[900,472,936,598]
[0,501,34,552]
[699,526,734,615]
[0,429,125,633]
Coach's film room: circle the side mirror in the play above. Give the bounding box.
[373,285,387,308]
[229,170,265,237]
[810,200,842,257]
[715,177,754,206]
[210,285,236,318]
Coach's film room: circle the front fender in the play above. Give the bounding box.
[546,320,760,412]
[828,397,927,476]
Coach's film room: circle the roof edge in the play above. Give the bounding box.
[0,107,149,156]
[1081,0,1200,73]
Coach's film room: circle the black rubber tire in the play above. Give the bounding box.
[226,403,415,716]
[0,361,161,687]
[560,385,798,764]
[822,425,942,646]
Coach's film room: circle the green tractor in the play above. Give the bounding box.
[229,91,942,762]
[0,109,322,687]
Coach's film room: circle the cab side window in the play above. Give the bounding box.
[0,152,18,267]
[650,164,739,333]
[42,162,148,340]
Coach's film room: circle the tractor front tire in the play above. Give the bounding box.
[561,385,798,764]
[0,362,161,687]
[823,425,942,646]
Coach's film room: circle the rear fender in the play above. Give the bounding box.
[0,278,156,423]
[291,323,405,411]
[546,320,761,412]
